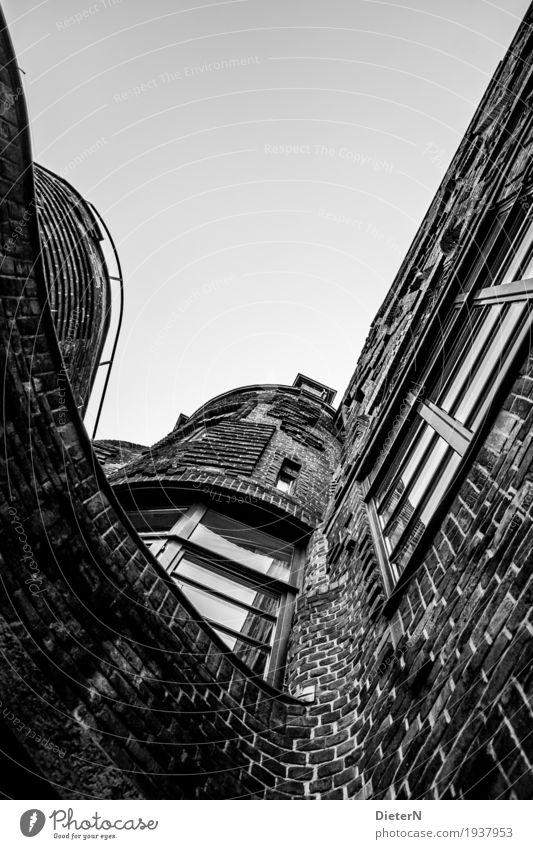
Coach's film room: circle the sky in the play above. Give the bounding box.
[3,0,532,446]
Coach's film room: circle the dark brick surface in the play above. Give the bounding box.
[285,4,533,799]
[0,16,306,800]
[2,1,533,802]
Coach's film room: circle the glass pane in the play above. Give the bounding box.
[427,304,468,399]
[383,436,449,554]
[378,422,435,526]
[375,414,419,501]
[175,581,275,646]
[437,306,502,416]
[459,215,506,294]
[143,538,163,551]
[190,510,293,582]
[176,558,279,616]
[390,448,462,580]
[212,629,269,676]
[501,219,533,283]
[154,537,184,571]
[453,302,526,425]
[127,507,187,532]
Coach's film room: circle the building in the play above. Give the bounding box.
[0,3,532,800]
[34,164,113,415]
[98,376,342,690]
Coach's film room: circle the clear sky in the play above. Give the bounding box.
[4,0,531,446]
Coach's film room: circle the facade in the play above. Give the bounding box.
[35,165,112,414]
[0,3,532,800]
[101,378,342,690]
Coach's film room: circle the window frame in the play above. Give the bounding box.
[136,501,303,686]
[364,201,533,605]
[275,459,301,495]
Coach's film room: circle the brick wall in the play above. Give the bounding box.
[0,13,315,800]
[1,1,533,801]
[284,3,533,799]
[34,165,112,414]
[284,352,533,798]
[112,385,342,529]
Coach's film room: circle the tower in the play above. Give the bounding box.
[34,165,113,415]
[103,377,342,688]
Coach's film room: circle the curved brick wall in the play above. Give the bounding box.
[0,13,313,801]
[2,3,532,802]
[34,165,112,415]
[110,385,341,531]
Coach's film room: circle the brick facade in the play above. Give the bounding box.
[1,3,532,801]
[110,385,341,529]
[0,13,311,800]
[34,165,112,414]
[285,5,533,799]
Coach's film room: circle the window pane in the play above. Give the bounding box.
[175,581,275,646]
[375,415,418,501]
[383,436,449,554]
[175,558,279,616]
[143,538,165,551]
[459,214,508,294]
[501,218,533,283]
[435,306,501,415]
[127,507,187,532]
[453,301,526,425]
[389,448,462,580]
[301,383,323,397]
[190,510,293,581]
[378,422,435,526]
[426,304,468,396]
[212,629,269,676]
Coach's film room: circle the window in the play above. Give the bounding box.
[366,209,533,594]
[292,373,337,405]
[301,382,325,399]
[275,459,301,494]
[131,503,300,685]
[127,507,188,533]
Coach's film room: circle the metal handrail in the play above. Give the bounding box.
[87,201,124,440]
